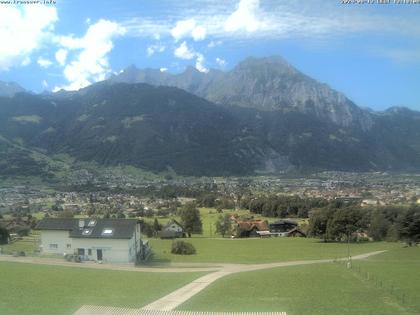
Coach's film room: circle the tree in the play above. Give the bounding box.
[308,208,335,241]
[215,214,232,238]
[326,207,364,242]
[153,218,161,236]
[0,226,9,245]
[398,206,420,246]
[179,202,202,236]
[368,210,389,241]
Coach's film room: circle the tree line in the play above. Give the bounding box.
[308,203,420,245]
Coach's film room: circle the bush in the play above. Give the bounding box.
[171,240,196,255]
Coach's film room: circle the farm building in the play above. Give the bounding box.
[35,218,147,263]
[269,219,298,233]
[269,220,306,237]
[160,219,186,239]
[232,220,269,238]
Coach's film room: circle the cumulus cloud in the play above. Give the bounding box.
[54,19,126,91]
[147,44,165,56]
[174,41,195,60]
[0,6,58,71]
[216,57,226,68]
[21,57,31,67]
[160,67,168,72]
[55,48,68,66]
[171,18,206,41]
[173,41,208,73]
[195,54,208,73]
[42,80,48,89]
[37,57,53,68]
[208,40,223,48]
[224,0,261,33]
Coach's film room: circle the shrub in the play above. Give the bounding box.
[171,240,196,255]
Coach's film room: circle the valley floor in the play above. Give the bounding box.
[1,239,419,315]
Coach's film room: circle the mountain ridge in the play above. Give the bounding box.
[1,56,419,177]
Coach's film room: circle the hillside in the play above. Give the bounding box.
[0,56,419,177]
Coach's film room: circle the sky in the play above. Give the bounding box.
[0,0,419,111]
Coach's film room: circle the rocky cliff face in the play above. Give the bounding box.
[111,56,373,130]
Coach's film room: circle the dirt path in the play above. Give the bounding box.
[140,250,385,311]
[0,251,386,314]
[0,255,220,273]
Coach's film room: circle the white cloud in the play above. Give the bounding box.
[55,19,126,91]
[173,41,208,73]
[86,18,91,25]
[195,53,208,73]
[174,41,195,60]
[42,80,48,88]
[147,44,165,57]
[121,0,420,48]
[0,6,58,71]
[55,48,68,66]
[224,0,261,33]
[216,57,226,68]
[37,57,53,68]
[21,57,31,67]
[160,67,168,72]
[191,25,206,41]
[171,18,206,41]
[208,40,223,48]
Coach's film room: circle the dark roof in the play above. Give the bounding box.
[36,218,138,239]
[270,219,298,226]
[35,218,78,231]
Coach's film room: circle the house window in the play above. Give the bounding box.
[88,249,92,255]
[88,220,96,227]
[66,244,71,249]
[82,228,93,236]
[49,244,58,249]
[102,228,114,236]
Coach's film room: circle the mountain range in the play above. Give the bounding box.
[0,56,419,178]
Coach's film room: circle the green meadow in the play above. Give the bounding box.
[179,247,420,315]
[0,262,205,315]
[148,237,398,264]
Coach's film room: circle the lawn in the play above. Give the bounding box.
[149,237,398,264]
[355,246,420,312]
[0,231,40,255]
[0,262,206,315]
[178,262,413,315]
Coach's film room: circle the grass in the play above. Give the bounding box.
[149,237,398,264]
[150,207,297,238]
[0,231,40,255]
[0,262,206,315]
[179,260,413,315]
[355,246,420,312]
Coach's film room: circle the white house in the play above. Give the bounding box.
[160,219,185,238]
[35,218,143,263]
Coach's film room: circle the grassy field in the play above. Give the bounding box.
[0,231,40,255]
[0,262,205,315]
[355,246,420,312]
[179,252,418,315]
[149,207,280,238]
[149,237,398,264]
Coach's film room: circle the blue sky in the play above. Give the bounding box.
[0,0,419,111]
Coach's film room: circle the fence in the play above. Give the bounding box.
[332,257,413,311]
